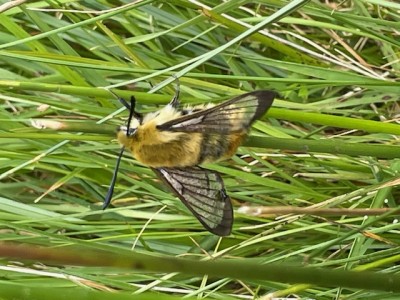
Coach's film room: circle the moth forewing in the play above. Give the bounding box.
[239,90,277,126]
[153,90,276,166]
[156,90,276,133]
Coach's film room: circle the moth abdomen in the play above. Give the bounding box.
[197,131,248,164]
[197,133,227,164]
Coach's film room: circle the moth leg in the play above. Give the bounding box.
[168,75,180,108]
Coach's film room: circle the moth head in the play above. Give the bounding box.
[117,94,142,140]
[118,124,137,137]
[103,95,142,211]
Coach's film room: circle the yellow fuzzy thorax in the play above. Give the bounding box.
[117,104,202,168]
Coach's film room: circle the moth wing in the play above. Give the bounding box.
[152,166,233,236]
[157,90,276,133]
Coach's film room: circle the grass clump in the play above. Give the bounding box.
[0,1,399,299]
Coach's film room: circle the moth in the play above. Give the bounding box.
[103,89,276,236]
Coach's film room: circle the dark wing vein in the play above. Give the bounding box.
[152,166,233,236]
[157,90,276,133]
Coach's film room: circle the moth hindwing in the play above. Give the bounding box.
[152,166,233,236]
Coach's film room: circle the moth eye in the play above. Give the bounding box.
[127,128,137,136]
[118,125,136,137]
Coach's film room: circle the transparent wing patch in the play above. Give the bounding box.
[157,90,276,133]
[152,166,233,236]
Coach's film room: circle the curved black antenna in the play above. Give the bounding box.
[107,89,131,110]
[103,96,139,209]
[169,75,180,108]
[118,97,131,111]
[108,89,143,122]
[127,96,141,126]
[103,146,125,209]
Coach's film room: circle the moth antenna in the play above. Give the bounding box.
[108,89,143,122]
[107,89,131,110]
[103,95,142,209]
[103,146,125,209]
[118,97,131,110]
[126,96,143,125]
[169,75,180,108]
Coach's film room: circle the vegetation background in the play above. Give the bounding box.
[0,0,399,299]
